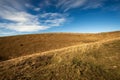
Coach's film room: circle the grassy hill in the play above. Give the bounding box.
[0,31,120,80]
[0,31,120,61]
[0,37,120,80]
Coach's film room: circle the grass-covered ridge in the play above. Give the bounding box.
[0,31,120,61]
[0,36,120,80]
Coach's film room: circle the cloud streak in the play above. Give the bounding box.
[57,0,86,12]
[39,13,66,26]
[0,0,67,33]
[57,0,105,11]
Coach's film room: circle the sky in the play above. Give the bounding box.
[0,0,120,36]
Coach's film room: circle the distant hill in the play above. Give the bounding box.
[0,31,120,61]
[0,31,120,80]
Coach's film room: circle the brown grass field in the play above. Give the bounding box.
[0,31,120,80]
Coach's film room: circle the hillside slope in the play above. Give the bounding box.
[0,31,120,61]
[0,37,120,80]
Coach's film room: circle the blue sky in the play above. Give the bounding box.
[0,0,120,36]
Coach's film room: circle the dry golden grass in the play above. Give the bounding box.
[0,36,120,80]
[0,31,120,61]
[0,31,120,80]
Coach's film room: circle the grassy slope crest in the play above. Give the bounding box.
[0,31,120,61]
[0,37,120,80]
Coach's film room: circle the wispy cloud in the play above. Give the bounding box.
[57,0,86,12]
[0,11,66,32]
[25,3,41,11]
[82,0,104,9]
[57,0,105,11]
[0,0,26,11]
[39,13,66,27]
[3,23,48,32]
[0,11,35,23]
[39,0,52,8]
[0,0,67,33]
[34,8,41,11]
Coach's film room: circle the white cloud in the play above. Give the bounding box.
[39,13,67,27]
[0,11,36,23]
[25,3,33,8]
[39,0,52,8]
[57,0,86,11]
[6,23,48,32]
[39,13,65,19]
[82,0,104,9]
[25,3,41,11]
[64,0,86,12]
[34,8,41,11]
[0,0,26,11]
[57,0,105,11]
[0,0,67,33]
[0,12,66,32]
[0,7,48,32]
[45,18,66,26]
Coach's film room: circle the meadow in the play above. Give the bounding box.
[0,31,120,80]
